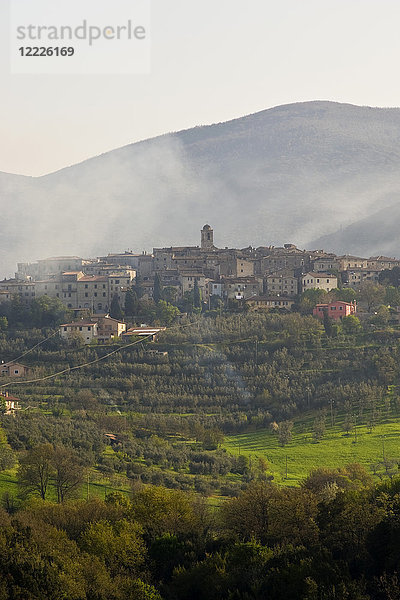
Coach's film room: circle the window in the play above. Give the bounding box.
[85,284,88,289]
[85,293,88,297]
[64,327,67,331]
[87,327,91,331]
[79,327,83,331]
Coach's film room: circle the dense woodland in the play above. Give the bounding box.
[1,475,400,598]
[0,282,400,597]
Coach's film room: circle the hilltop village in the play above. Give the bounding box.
[0,224,397,318]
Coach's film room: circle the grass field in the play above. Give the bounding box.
[224,412,400,486]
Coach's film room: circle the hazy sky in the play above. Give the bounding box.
[2,0,400,176]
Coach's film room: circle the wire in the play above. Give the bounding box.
[4,329,60,365]
[0,317,198,390]
[0,333,154,388]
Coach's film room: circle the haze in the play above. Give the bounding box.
[2,0,400,176]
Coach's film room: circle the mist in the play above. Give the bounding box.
[2,100,400,278]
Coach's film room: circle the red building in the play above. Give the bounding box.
[313,301,356,320]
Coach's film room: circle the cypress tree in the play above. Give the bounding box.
[153,273,163,304]
[194,278,202,309]
[110,294,123,320]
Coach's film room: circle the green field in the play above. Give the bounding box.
[224,414,400,486]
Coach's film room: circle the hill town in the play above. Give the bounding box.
[0,224,397,334]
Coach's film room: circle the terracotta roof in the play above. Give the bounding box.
[40,256,82,261]
[60,321,97,327]
[78,276,108,282]
[302,272,337,278]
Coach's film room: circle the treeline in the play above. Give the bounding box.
[1,472,400,599]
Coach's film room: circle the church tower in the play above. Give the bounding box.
[201,224,214,250]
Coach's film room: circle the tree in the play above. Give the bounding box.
[52,446,85,503]
[277,421,294,447]
[18,444,54,500]
[202,428,224,450]
[384,286,400,307]
[153,273,163,304]
[193,279,202,311]
[0,317,7,331]
[300,289,328,314]
[379,266,400,287]
[124,287,139,316]
[369,305,390,327]
[332,287,357,303]
[31,296,70,327]
[341,315,361,334]
[0,443,15,471]
[359,282,385,312]
[110,294,123,320]
[155,300,180,326]
[313,414,326,442]
[163,286,178,305]
[323,310,333,337]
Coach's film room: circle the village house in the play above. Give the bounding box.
[301,273,338,293]
[265,270,298,297]
[338,255,369,270]
[95,316,126,342]
[0,362,29,377]
[366,256,400,270]
[208,280,224,298]
[179,272,206,297]
[219,257,255,278]
[312,256,341,272]
[0,391,21,415]
[246,295,295,311]
[0,290,12,303]
[98,252,142,269]
[0,280,36,304]
[313,301,356,320]
[17,256,85,281]
[223,277,262,300]
[342,268,381,289]
[60,321,98,344]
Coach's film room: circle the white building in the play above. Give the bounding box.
[301,273,337,293]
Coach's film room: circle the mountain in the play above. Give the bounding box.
[2,100,400,277]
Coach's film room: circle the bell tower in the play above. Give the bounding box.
[201,224,214,250]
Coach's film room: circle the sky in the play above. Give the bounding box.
[2,0,400,176]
